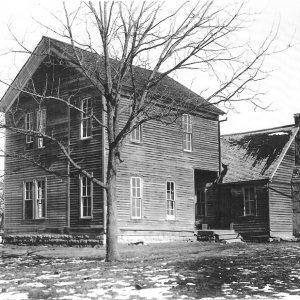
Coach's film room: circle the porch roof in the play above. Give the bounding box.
[221,124,299,183]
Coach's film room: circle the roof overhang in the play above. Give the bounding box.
[0,37,53,113]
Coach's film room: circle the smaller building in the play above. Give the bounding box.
[219,116,300,240]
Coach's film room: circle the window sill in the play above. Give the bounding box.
[80,136,93,141]
[131,218,142,221]
[183,149,192,153]
[80,217,93,220]
[239,215,257,218]
[130,140,143,145]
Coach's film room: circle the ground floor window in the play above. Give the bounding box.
[24,179,46,219]
[243,186,256,216]
[80,176,93,218]
[131,177,142,219]
[166,181,175,219]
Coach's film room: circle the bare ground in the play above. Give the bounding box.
[1,241,300,299]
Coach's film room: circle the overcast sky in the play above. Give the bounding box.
[0,0,300,135]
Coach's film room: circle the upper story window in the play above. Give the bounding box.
[81,98,92,139]
[36,108,46,148]
[166,181,175,220]
[243,186,256,216]
[182,114,192,151]
[25,112,34,145]
[80,175,93,218]
[131,177,142,219]
[131,125,142,143]
[24,179,46,220]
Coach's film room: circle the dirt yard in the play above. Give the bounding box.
[1,241,300,299]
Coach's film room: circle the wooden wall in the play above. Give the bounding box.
[269,140,295,238]
[68,83,104,233]
[114,97,220,237]
[4,62,70,233]
[4,60,105,234]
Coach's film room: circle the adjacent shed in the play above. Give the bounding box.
[219,123,300,240]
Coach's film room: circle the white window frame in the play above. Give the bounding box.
[25,112,34,144]
[243,186,256,216]
[36,179,46,219]
[23,178,47,220]
[36,108,46,148]
[80,98,92,139]
[131,177,142,219]
[182,114,192,151]
[166,181,175,220]
[131,124,142,143]
[80,175,93,219]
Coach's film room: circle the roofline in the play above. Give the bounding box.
[221,124,296,137]
[0,36,224,116]
[220,178,270,186]
[0,37,50,112]
[269,126,299,181]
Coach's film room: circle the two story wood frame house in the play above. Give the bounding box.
[0,36,224,242]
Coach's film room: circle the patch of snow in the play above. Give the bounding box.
[0,291,29,300]
[36,274,60,280]
[54,281,76,286]
[0,279,15,284]
[268,132,289,136]
[21,282,46,287]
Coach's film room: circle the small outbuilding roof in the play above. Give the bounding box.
[221,125,299,183]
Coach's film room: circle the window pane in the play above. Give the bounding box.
[25,200,33,219]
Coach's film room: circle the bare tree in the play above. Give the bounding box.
[0,0,276,261]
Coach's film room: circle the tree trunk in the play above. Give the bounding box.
[105,149,119,262]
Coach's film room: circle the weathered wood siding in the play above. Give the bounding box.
[269,140,295,238]
[115,98,220,239]
[68,84,104,232]
[4,62,70,233]
[4,60,105,234]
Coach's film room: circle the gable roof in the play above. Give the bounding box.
[0,36,224,116]
[221,124,299,184]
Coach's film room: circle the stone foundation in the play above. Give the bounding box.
[118,230,196,244]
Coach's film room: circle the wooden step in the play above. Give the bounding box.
[216,233,239,240]
[222,238,244,244]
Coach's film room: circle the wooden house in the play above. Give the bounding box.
[0,36,224,243]
[218,119,300,240]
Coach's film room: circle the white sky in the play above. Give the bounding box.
[0,0,299,136]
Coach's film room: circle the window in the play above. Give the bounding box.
[182,114,192,151]
[166,181,175,219]
[25,112,34,145]
[24,181,33,219]
[131,177,142,219]
[36,108,46,148]
[81,98,92,139]
[24,179,46,219]
[80,176,93,218]
[196,188,207,216]
[243,187,256,216]
[131,125,142,143]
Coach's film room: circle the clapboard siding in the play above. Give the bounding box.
[269,141,295,236]
[4,62,72,233]
[68,84,104,231]
[115,97,220,234]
